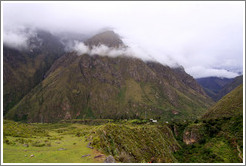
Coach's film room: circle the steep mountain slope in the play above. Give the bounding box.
[3,30,65,116]
[173,84,243,162]
[5,31,213,123]
[196,77,233,101]
[202,84,243,120]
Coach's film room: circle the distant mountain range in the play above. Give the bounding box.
[4,29,213,123]
[196,75,243,101]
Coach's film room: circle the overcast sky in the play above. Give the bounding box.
[2,1,245,78]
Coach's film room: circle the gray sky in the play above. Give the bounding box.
[2,1,244,78]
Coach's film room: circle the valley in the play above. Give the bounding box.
[3,85,244,163]
[2,23,243,164]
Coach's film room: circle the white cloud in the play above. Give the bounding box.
[186,66,239,78]
[2,1,244,78]
[72,42,155,62]
[73,41,89,55]
[3,30,29,50]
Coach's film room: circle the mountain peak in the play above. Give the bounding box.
[84,30,124,48]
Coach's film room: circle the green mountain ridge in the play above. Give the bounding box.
[6,52,213,122]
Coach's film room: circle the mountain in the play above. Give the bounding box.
[196,77,234,101]
[3,30,65,116]
[84,30,124,48]
[215,75,243,101]
[5,31,213,123]
[202,84,243,120]
[201,84,243,161]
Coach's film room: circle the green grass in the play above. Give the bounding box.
[3,119,181,163]
[3,120,106,163]
[202,84,243,120]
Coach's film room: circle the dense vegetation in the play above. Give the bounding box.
[172,84,243,163]
[89,123,180,163]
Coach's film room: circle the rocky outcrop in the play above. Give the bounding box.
[183,123,206,145]
[104,155,115,163]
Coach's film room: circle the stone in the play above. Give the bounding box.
[94,154,104,158]
[23,144,29,147]
[87,142,93,149]
[104,155,115,163]
[81,154,91,158]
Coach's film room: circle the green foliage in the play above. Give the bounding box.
[173,84,243,163]
[90,123,180,163]
[174,137,240,163]
[3,120,48,138]
[127,119,148,124]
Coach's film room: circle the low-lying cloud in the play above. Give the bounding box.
[72,41,155,62]
[3,28,31,50]
[186,66,239,78]
[3,1,244,78]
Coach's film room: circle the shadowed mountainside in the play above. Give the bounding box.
[3,30,65,116]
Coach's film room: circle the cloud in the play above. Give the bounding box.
[72,41,89,55]
[2,1,244,78]
[3,29,30,50]
[71,41,155,62]
[185,66,239,78]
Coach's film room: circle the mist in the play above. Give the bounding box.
[71,41,156,62]
[2,1,244,78]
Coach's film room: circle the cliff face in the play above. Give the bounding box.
[183,123,206,145]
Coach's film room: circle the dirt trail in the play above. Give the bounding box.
[236,145,243,162]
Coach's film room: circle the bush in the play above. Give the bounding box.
[31,141,45,147]
[118,151,134,163]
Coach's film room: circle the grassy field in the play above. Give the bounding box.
[3,119,181,163]
[3,116,243,163]
[3,120,106,163]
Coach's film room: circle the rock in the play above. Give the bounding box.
[94,154,104,158]
[104,155,115,163]
[30,154,34,157]
[87,142,93,149]
[183,123,206,145]
[23,144,29,147]
[81,154,91,158]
